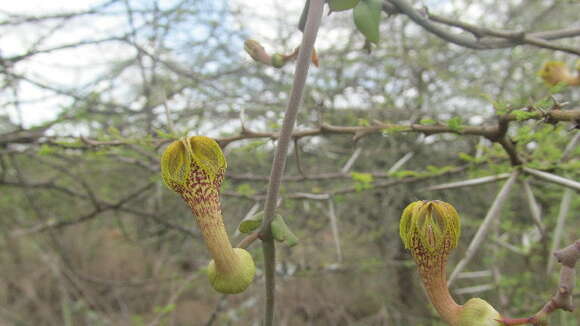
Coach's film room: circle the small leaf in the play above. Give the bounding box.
[238,212,264,234]
[353,0,382,44]
[447,117,464,132]
[271,215,299,247]
[329,0,360,11]
[548,82,568,94]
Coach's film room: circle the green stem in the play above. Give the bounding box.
[257,1,324,325]
[195,210,238,274]
[262,240,276,324]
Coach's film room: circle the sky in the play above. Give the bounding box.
[2,0,474,129]
[1,0,303,128]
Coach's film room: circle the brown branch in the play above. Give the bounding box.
[223,166,467,201]
[500,240,579,325]
[236,232,260,249]
[10,182,155,236]
[386,0,580,55]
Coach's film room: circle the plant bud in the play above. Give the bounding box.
[271,53,286,68]
[458,298,502,326]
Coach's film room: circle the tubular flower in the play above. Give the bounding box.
[400,201,502,326]
[161,136,255,294]
[400,200,462,326]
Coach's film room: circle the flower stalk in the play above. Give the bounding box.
[161,136,255,294]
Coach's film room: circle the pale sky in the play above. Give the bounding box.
[1,0,303,128]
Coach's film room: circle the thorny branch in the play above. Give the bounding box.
[500,240,579,325]
[385,0,580,56]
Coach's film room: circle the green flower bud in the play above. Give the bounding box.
[271,53,285,68]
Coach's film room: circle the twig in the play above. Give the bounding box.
[448,171,518,286]
[387,152,414,174]
[327,198,343,263]
[257,2,325,325]
[294,139,308,178]
[341,147,362,173]
[521,179,546,238]
[204,295,228,326]
[423,173,510,191]
[523,168,580,192]
[561,133,579,162]
[236,232,260,249]
[146,273,199,326]
[500,240,579,325]
[386,0,580,55]
[547,189,572,275]
[454,284,495,295]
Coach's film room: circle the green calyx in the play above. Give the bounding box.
[207,248,256,294]
[271,53,285,68]
[160,136,226,193]
[458,298,502,326]
[400,200,460,254]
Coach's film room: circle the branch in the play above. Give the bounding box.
[448,171,518,286]
[547,189,573,275]
[500,240,579,325]
[386,0,580,55]
[523,168,580,192]
[10,182,155,236]
[423,173,511,192]
[257,2,325,325]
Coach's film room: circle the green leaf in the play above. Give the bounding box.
[329,0,360,11]
[351,172,374,191]
[511,110,536,121]
[420,118,436,125]
[353,0,382,44]
[357,118,370,126]
[549,82,568,94]
[271,215,299,247]
[458,152,475,162]
[447,117,464,132]
[238,212,264,234]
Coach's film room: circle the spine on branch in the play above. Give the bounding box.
[161,136,255,294]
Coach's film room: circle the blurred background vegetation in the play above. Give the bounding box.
[0,0,578,325]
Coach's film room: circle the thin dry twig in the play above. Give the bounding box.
[448,171,518,286]
[521,179,546,238]
[546,189,573,275]
[423,173,511,192]
[523,168,580,192]
[500,240,579,325]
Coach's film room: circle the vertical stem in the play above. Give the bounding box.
[259,1,324,234]
[258,1,324,325]
[262,239,276,324]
